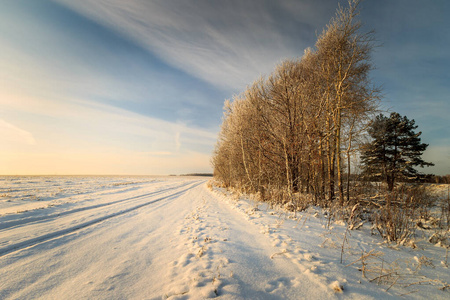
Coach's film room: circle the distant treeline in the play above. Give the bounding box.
[423,174,450,184]
[179,173,213,177]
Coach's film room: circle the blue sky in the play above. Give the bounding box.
[0,0,448,175]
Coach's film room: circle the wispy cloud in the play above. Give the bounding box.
[0,1,219,175]
[0,90,217,174]
[53,0,331,91]
[0,119,36,146]
[1,91,217,147]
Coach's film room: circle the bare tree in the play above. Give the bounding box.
[315,0,379,204]
[212,0,380,207]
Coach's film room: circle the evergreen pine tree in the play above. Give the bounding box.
[361,112,434,191]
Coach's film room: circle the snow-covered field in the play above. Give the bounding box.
[0,176,448,299]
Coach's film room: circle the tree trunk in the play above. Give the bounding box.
[336,107,344,205]
[327,145,335,201]
[346,150,351,203]
[346,121,356,203]
[326,119,335,201]
[240,136,255,191]
[387,175,395,192]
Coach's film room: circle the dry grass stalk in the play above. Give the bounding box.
[340,204,359,263]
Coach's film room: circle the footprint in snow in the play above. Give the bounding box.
[178,253,195,267]
[264,277,296,293]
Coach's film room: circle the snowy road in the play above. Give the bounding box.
[0,180,202,257]
[1,178,207,299]
[1,178,447,299]
[0,178,335,299]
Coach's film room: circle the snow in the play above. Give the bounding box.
[0,176,449,299]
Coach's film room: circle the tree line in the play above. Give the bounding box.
[211,0,434,206]
[212,0,380,204]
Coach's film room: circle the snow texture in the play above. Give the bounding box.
[0,176,449,299]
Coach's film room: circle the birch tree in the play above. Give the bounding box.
[315,0,379,203]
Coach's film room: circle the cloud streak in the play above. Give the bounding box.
[0,119,36,146]
[1,91,217,148]
[0,90,217,174]
[54,0,332,91]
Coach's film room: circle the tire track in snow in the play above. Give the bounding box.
[0,180,195,230]
[0,181,204,257]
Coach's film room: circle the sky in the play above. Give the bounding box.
[1,0,449,175]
